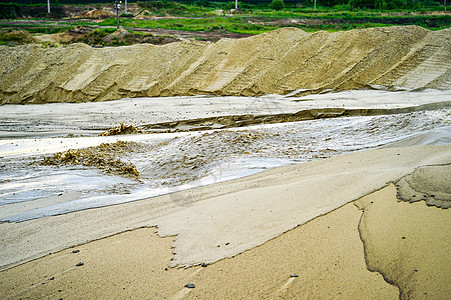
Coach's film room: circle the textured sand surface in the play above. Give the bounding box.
[0,145,449,272]
[0,197,397,299]
[1,26,450,104]
[396,164,451,208]
[357,185,451,299]
[2,184,448,299]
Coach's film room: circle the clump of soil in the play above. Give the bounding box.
[41,141,141,178]
[101,123,143,136]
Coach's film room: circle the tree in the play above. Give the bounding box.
[270,0,285,10]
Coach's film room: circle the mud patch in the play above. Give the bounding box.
[396,164,451,208]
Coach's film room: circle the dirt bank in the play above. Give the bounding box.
[0,26,449,104]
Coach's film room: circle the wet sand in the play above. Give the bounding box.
[0,189,397,299]
[0,145,450,299]
[1,184,448,299]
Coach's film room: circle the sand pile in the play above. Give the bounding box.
[0,26,449,104]
[77,9,115,19]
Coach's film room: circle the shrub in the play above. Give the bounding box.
[0,3,21,19]
[270,0,285,10]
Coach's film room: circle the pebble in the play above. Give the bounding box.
[72,250,80,254]
[76,262,84,267]
[185,283,195,289]
[290,274,299,278]
[201,263,207,267]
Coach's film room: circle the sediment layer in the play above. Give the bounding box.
[140,101,450,133]
[1,26,450,104]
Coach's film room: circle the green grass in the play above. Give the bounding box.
[97,11,450,35]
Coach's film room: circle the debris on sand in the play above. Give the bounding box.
[41,141,142,178]
[101,123,143,136]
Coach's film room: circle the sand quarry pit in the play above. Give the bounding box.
[0,26,450,299]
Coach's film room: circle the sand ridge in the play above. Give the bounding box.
[0,26,450,104]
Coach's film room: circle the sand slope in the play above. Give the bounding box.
[0,26,450,104]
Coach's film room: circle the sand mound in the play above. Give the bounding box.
[0,26,450,104]
[78,9,115,19]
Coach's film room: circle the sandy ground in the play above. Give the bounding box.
[1,184,448,299]
[0,145,450,299]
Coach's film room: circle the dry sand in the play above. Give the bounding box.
[1,184,448,299]
[1,26,450,104]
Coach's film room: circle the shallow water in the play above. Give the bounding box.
[0,92,450,222]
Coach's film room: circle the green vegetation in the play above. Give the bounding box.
[0,1,449,46]
[270,0,285,10]
[97,12,449,34]
[0,29,33,45]
[0,3,21,19]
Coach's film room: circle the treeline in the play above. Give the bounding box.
[0,0,445,9]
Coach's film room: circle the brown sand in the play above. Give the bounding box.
[0,191,398,300]
[1,151,449,298]
[357,185,451,299]
[1,26,450,104]
[3,184,448,299]
[1,145,449,272]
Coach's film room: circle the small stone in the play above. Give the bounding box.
[76,262,84,267]
[402,237,406,239]
[185,283,195,289]
[225,242,230,246]
[290,274,298,278]
[164,268,168,271]
[201,263,207,267]
[50,277,55,280]
[431,194,435,197]
[72,250,80,254]
[414,269,418,272]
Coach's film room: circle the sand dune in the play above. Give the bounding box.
[0,26,450,104]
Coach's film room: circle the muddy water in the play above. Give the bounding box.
[0,91,450,222]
